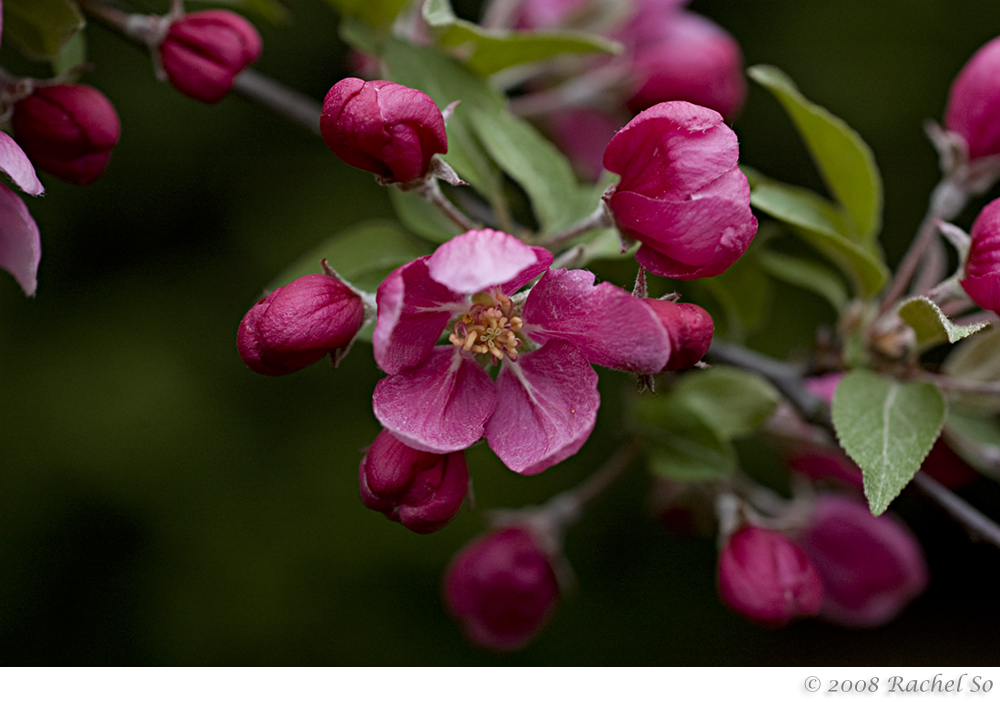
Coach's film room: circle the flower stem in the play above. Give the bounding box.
[540,202,613,249]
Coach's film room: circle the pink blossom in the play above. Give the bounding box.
[443,527,561,651]
[159,10,262,104]
[945,36,1000,162]
[237,273,365,376]
[717,525,823,627]
[0,131,43,296]
[602,101,757,279]
[321,79,448,184]
[641,298,713,371]
[372,228,670,474]
[11,84,120,186]
[624,12,746,122]
[359,429,469,534]
[961,197,1000,314]
[797,494,928,628]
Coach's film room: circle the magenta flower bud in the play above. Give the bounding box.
[945,36,1000,162]
[320,78,448,184]
[11,84,121,185]
[717,525,823,627]
[602,101,757,279]
[641,298,713,371]
[444,527,561,651]
[961,197,1000,314]
[237,273,364,376]
[359,429,469,534]
[159,10,263,104]
[797,495,928,628]
[625,12,747,122]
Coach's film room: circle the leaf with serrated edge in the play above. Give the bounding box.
[898,296,990,350]
[748,65,883,242]
[833,369,946,515]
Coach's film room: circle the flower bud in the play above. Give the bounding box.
[717,525,823,627]
[602,101,757,279]
[961,197,1000,314]
[237,274,364,376]
[11,84,121,185]
[359,429,469,534]
[945,36,1000,162]
[641,298,713,371]
[159,10,262,104]
[796,495,928,628]
[625,12,746,122]
[320,78,448,184]
[444,527,561,651]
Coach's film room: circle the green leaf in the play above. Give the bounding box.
[636,401,738,482]
[324,0,408,28]
[672,366,781,440]
[207,0,291,24]
[5,0,84,60]
[467,105,587,234]
[832,369,947,515]
[267,219,430,293]
[750,178,888,297]
[758,249,849,312]
[694,247,772,341]
[898,296,990,351]
[422,0,618,76]
[383,39,509,225]
[50,27,86,75]
[748,65,883,242]
[942,325,1000,414]
[388,188,463,243]
[945,410,1000,478]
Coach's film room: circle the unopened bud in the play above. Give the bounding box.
[642,298,713,371]
[321,78,448,184]
[237,274,364,376]
[359,429,469,534]
[443,527,561,651]
[945,36,1000,162]
[11,84,121,185]
[961,197,1000,314]
[159,10,262,104]
[797,494,928,628]
[717,525,823,627]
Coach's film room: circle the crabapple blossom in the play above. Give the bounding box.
[641,298,713,371]
[0,132,43,297]
[717,525,823,626]
[945,35,1000,162]
[237,273,364,376]
[359,429,469,534]
[159,10,263,104]
[797,494,928,627]
[961,197,1000,315]
[602,101,757,279]
[321,78,448,184]
[11,84,121,185]
[371,228,671,475]
[443,527,561,651]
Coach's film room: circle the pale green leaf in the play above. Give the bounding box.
[942,325,1000,414]
[751,178,888,297]
[50,28,86,75]
[898,296,990,351]
[388,188,463,244]
[748,65,883,242]
[672,366,780,440]
[832,369,947,515]
[6,0,84,60]
[324,0,408,28]
[694,248,772,341]
[758,249,849,312]
[423,0,617,76]
[636,401,738,482]
[945,411,1000,478]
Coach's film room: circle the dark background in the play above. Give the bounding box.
[2,0,1000,664]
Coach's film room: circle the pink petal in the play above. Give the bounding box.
[521,268,670,374]
[0,132,43,196]
[373,346,498,454]
[373,258,468,375]
[426,228,553,294]
[485,341,599,475]
[0,183,41,296]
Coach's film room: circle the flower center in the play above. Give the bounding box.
[448,291,523,362]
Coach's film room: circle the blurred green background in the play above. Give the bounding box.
[2,0,1000,665]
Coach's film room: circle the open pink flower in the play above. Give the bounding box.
[603,101,757,279]
[961,197,1000,314]
[0,131,44,296]
[372,228,670,475]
